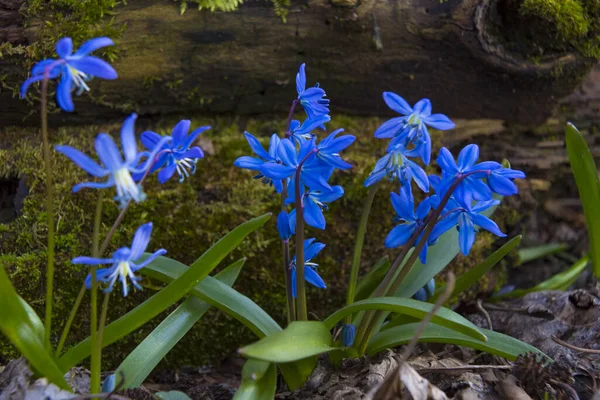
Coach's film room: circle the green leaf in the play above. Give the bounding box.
[116,259,245,389]
[493,254,590,300]
[518,243,568,265]
[18,295,44,342]
[430,236,522,302]
[322,297,487,342]
[355,256,391,302]
[392,204,499,299]
[239,321,336,363]
[565,123,600,276]
[233,360,277,400]
[58,214,270,371]
[279,356,318,391]
[142,255,281,338]
[0,265,70,389]
[155,391,192,400]
[368,323,550,361]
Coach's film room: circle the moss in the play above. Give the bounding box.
[0,115,513,369]
[178,0,290,21]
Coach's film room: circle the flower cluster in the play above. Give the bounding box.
[235,64,355,297]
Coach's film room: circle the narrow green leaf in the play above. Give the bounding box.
[493,254,590,300]
[142,255,281,338]
[430,236,522,302]
[368,323,550,361]
[240,321,335,363]
[0,265,70,389]
[116,259,245,389]
[322,297,487,342]
[234,360,277,400]
[565,123,600,276]
[58,214,270,371]
[156,391,192,400]
[518,243,568,265]
[355,257,391,302]
[19,295,44,341]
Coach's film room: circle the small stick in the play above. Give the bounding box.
[416,365,512,373]
[476,299,493,331]
[552,335,600,354]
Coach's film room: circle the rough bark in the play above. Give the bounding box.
[0,0,595,126]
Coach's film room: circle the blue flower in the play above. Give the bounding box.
[430,198,506,256]
[287,185,344,230]
[413,278,436,301]
[436,144,500,205]
[316,128,356,170]
[260,138,333,192]
[375,92,455,165]
[488,167,526,196]
[55,114,169,207]
[296,63,330,120]
[385,185,432,264]
[288,115,331,144]
[277,211,293,240]
[341,324,356,347]
[364,144,429,192]
[21,37,117,112]
[140,120,210,183]
[72,222,166,297]
[290,238,327,297]
[234,132,284,193]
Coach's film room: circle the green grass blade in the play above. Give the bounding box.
[493,254,590,300]
[518,243,568,265]
[565,123,600,276]
[355,256,391,302]
[239,321,335,363]
[322,297,487,342]
[0,265,70,389]
[116,259,245,389]
[367,323,549,361]
[58,214,270,371]
[233,360,277,400]
[142,255,281,338]
[430,236,522,302]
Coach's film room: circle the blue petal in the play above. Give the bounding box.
[383,92,413,115]
[291,268,297,298]
[301,170,331,192]
[469,177,493,201]
[68,56,117,79]
[244,131,270,160]
[469,213,506,237]
[31,59,59,76]
[72,179,114,193]
[183,126,210,149]
[56,72,74,112]
[305,267,326,289]
[322,133,356,153]
[458,215,476,256]
[436,148,458,174]
[158,164,177,183]
[415,199,431,220]
[268,134,280,160]
[425,278,436,297]
[120,113,138,164]
[315,185,344,202]
[20,75,46,98]
[423,114,455,131]
[418,240,429,264]
[95,133,123,171]
[132,249,167,271]
[413,99,432,116]
[129,222,153,260]
[277,211,292,240]
[413,288,427,302]
[374,117,405,138]
[278,139,298,167]
[141,130,164,151]
[72,256,114,265]
[496,168,525,179]
[407,160,429,193]
[56,37,73,58]
[171,120,191,147]
[234,156,263,170]
[429,213,459,243]
[299,87,326,102]
[342,324,356,347]
[390,190,416,221]
[488,174,518,196]
[364,169,387,187]
[85,267,116,289]
[471,200,500,213]
[304,197,326,229]
[385,223,416,248]
[182,147,204,160]
[305,239,325,260]
[296,63,306,94]
[73,37,114,56]
[295,115,330,135]
[260,163,295,180]
[457,144,479,171]
[55,145,108,177]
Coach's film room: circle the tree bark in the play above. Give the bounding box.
[0,0,595,127]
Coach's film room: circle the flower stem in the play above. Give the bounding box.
[285,100,299,136]
[294,168,307,321]
[281,180,295,324]
[55,283,86,356]
[90,192,104,393]
[345,183,378,323]
[40,73,56,352]
[95,291,111,386]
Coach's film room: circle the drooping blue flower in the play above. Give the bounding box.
[375,92,455,165]
[260,138,332,192]
[364,143,429,192]
[414,278,436,301]
[20,37,118,112]
[287,185,344,230]
[316,128,356,170]
[55,114,169,207]
[488,167,526,196]
[234,132,284,193]
[341,324,356,347]
[277,210,293,240]
[288,115,331,144]
[140,120,210,183]
[72,222,166,297]
[290,238,327,297]
[385,185,431,264]
[296,63,330,121]
[429,197,506,256]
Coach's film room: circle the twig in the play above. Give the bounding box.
[552,335,600,354]
[476,299,493,330]
[415,365,512,373]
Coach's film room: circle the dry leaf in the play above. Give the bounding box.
[366,361,448,400]
[496,375,532,400]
